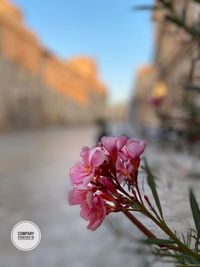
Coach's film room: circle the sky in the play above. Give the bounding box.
[12,0,154,103]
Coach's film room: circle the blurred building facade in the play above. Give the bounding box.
[130,65,158,131]
[0,0,107,130]
[132,0,200,132]
[107,102,128,122]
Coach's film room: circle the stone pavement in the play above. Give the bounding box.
[0,126,199,267]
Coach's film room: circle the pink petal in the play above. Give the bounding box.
[118,149,128,161]
[80,202,91,220]
[86,190,93,208]
[80,147,90,165]
[90,148,105,167]
[87,197,106,230]
[116,157,124,171]
[116,158,126,183]
[68,189,86,205]
[87,218,103,230]
[69,162,88,185]
[126,141,146,159]
[101,136,117,153]
[116,136,128,150]
[81,174,93,188]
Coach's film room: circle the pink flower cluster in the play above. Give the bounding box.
[68,136,146,230]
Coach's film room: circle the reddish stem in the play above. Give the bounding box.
[122,209,156,238]
[123,209,184,253]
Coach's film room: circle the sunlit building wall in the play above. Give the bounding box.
[0,0,107,130]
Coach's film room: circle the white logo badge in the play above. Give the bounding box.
[11,221,41,251]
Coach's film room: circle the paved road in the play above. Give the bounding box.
[0,126,199,267]
[0,126,145,267]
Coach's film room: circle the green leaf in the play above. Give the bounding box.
[142,238,176,245]
[195,230,200,253]
[144,159,163,219]
[189,189,200,232]
[182,254,200,265]
[130,201,143,211]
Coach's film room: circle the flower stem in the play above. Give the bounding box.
[122,209,182,252]
[122,209,156,238]
[144,209,200,261]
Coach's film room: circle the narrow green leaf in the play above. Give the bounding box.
[177,264,200,267]
[195,230,200,253]
[142,238,176,245]
[130,201,143,211]
[189,189,200,232]
[144,159,163,219]
[183,254,200,265]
